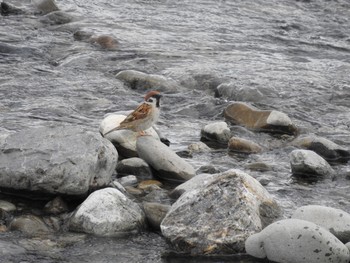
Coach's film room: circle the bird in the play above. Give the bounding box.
[103,90,162,136]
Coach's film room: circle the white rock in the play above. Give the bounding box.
[267,110,293,126]
[292,205,350,243]
[200,121,231,144]
[0,200,16,212]
[69,188,145,236]
[245,219,350,263]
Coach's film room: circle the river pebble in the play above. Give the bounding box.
[0,126,118,196]
[200,121,231,145]
[143,202,171,230]
[136,136,195,182]
[116,157,153,178]
[292,135,350,163]
[161,169,281,255]
[9,215,51,236]
[118,175,138,187]
[224,102,298,135]
[245,219,350,263]
[290,149,335,178]
[0,200,16,212]
[43,196,68,215]
[228,137,263,153]
[115,70,182,92]
[292,205,350,243]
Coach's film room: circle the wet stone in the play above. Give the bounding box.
[228,137,263,154]
[43,196,68,215]
[143,202,171,230]
[0,240,26,255]
[115,70,183,92]
[292,135,350,163]
[137,180,163,191]
[245,219,350,263]
[0,200,16,212]
[9,215,51,236]
[118,175,138,187]
[200,121,231,145]
[224,102,298,135]
[116,157,153,178]
[290,149,335,178]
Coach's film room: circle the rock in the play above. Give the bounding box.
[136,136,195,183]
[100,113,160,158]
[216,82,264,103]
[69,188,145,237]
[224,102,298,135]
[0,200,16,212]
[142,188,171,204]
[89,35,119,50]
[0,240,26,255]
[0,126,118,196]
[44,197,68,215]
[169,173,217,199]
[187,142,211,153]
[116,157,153,178]
[290,149,335,178]
[228,137,263,153]
[244,162,272,172]
[40,11,75,25]
[0,2,26,15]
[118,175,138,187]
[143,202,171,230]
[161,169,281,255]
[292,135,350,163]
[292,205,350,243]
[32,0,59,14]
[245,219,350,263]
[124,186,144,196]
[196,165,221,174]
[115,70,182,92]
[200,122,231,145]
[9,215,51,236]
[109,180,128,195]
[137,180,163,191]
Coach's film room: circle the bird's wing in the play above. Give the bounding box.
[121,103,152,124]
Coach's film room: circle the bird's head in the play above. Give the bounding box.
[144,90,162,108]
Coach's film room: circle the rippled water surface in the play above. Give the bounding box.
[1,0,350,262]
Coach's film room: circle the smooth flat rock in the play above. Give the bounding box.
[116,157,153,178]
[224,102,298,135]
[161,169,281,255]
[292,205,350,243]
[136,136,195,182]
[245,219,350,263]
[69,188,145,236]
[0,126,118,196]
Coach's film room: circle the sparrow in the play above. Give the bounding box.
[104,90,162,136]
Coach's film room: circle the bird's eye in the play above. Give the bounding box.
[148,98,154,103]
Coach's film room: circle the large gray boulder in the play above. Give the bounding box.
[69,188,145,236]
[292,205,350,243]
[245,219,350,263]
[290,149,335,178]
[161,169,281,255]
[136,136,195,182]
[0,126,118,196]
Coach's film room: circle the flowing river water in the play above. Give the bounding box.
[1,0,350,262]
